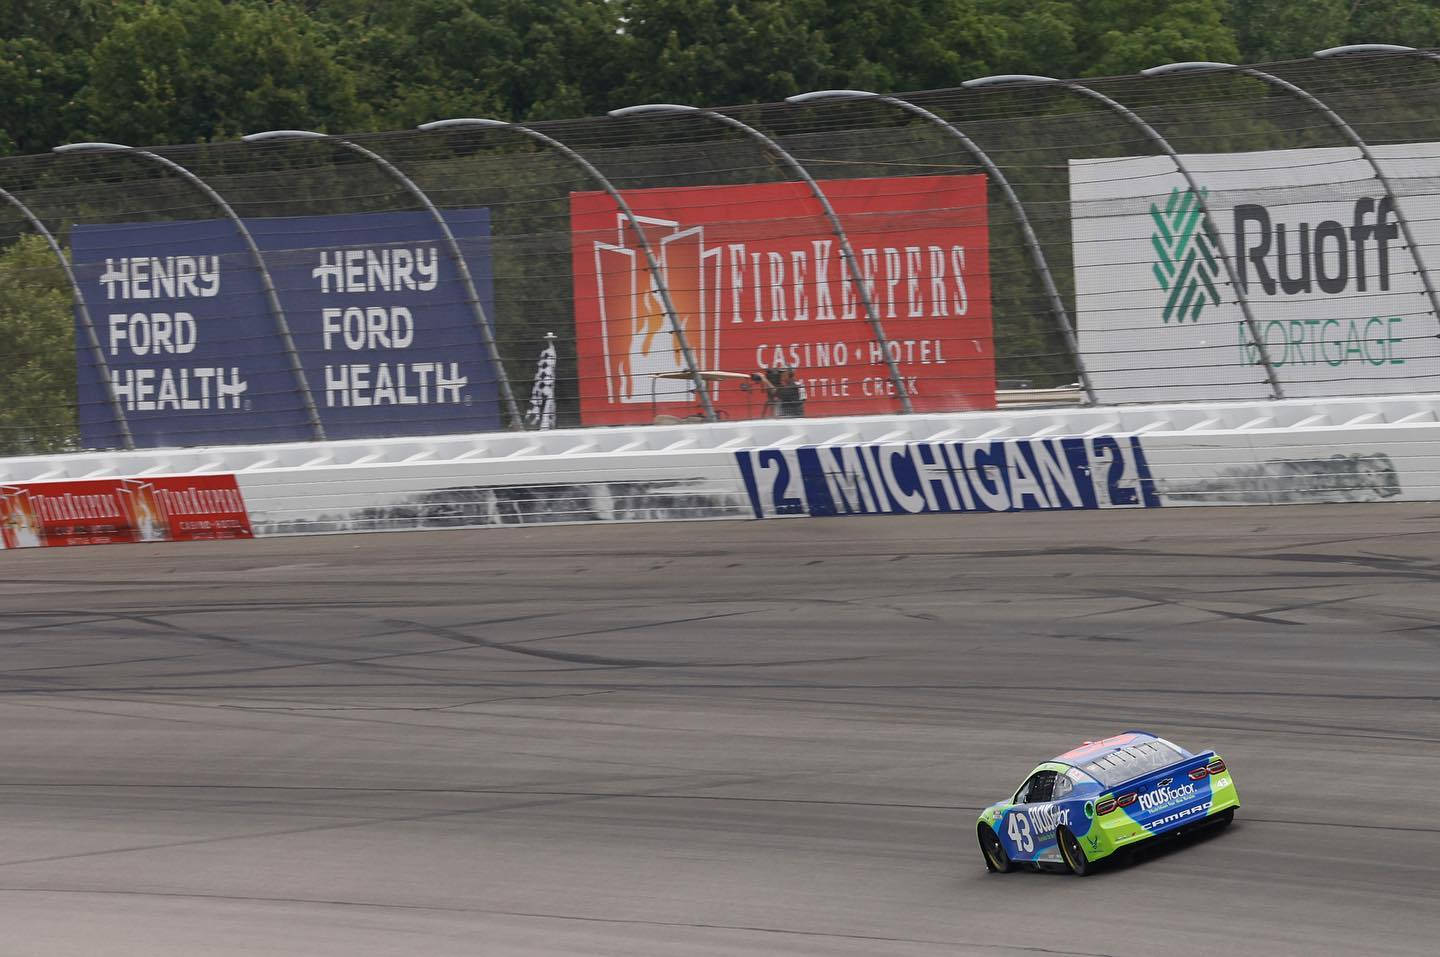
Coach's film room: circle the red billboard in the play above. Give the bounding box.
[1,474,252,549]
[570,175,993,425]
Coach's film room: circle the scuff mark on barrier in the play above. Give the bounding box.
[1160,453,1400,504]
[251,478,749,536]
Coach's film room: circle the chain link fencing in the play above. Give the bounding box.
[4,49,1440,456]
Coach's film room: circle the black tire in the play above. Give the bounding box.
[978,824,1013,873]
[1057,826,1092,876]
[1211,808,1235,829]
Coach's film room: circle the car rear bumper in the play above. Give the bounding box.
[1080,790,1239,860]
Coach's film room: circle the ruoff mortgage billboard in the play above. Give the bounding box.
[570,176,994,425]
[1070,143,1440,403]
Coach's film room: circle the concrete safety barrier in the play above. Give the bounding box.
[2,392,1437,548]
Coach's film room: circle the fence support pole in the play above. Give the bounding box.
[417,117,716,422]
[53,142,326,441]
[610,103,915,415]
[243,129,524,430]
[964,75,1286,400]
[0,187,135,450]
[787,89,1096,405]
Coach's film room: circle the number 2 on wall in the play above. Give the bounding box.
[1006,812,1033,852]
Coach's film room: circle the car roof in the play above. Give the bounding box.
[1050,730,1163,767]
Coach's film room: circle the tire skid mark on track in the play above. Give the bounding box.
[376,615,872,671]
[0,763,895,871]
[0,888,1125,956]
[5,779,1438,835]
[3,506,1440,955]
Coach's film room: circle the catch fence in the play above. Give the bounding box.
[4,46,1440,456]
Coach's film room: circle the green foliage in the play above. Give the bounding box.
[313,0,628,127]
[12,0,1440,153]
[1228,0,1349,63]
[1078,0,1240,76]
[1352,0,1440,46]
[987,1,1081,77]
[1230,0,1440,62]
[0,0,116,155]
[611,0,829,105]
[0,234,76,455]
[83,0,369,145]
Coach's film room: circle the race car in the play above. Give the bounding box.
[976,731,1238,875]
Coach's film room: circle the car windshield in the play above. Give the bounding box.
[1079,740,1186,788]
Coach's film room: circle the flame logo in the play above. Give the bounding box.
[592,216,713,403]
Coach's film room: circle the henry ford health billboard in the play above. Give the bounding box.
[570,175,993,425]
[1070,143,1440,403]
[71,209,499,448]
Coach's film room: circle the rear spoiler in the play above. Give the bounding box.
[1094,751,1228,815]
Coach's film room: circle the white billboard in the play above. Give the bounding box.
[1070,143,1440,403]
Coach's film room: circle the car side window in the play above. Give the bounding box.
[1015,770,1057,804]
[1051,773,1073,801]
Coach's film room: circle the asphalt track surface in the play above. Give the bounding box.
[3,505,1440,956]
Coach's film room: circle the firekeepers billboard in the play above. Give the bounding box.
[1070,143,1440,403]
[570,176,993,424]
[71,209,500,449]
[0,474,252,548]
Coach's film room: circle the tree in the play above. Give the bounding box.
[0,234,76,455]
[316,0,629,127]
[81,0,368,146]
[1346,0,1440,49]
[986,0,1081,78]
[1072,0,1240,77]
[1228,0,1440,63]
[0,0,119,155]
[1228,0,1347,63]
[813,0,1007,92]
[611,0,831,106]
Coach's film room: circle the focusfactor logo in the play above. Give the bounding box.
[1137,780,1197,813]
[1151,187,1222,324]
[1027,804,1070,834]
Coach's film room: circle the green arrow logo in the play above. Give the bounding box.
[1151,187,1221,323]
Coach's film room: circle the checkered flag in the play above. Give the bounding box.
[525,333,557,430]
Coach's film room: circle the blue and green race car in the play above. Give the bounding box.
[977,731,1239,875]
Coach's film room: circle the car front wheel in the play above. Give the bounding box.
[978,824,1013,873]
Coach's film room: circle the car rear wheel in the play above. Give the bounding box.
[1211,808,1235,829]
[978,824,1013,873]
[1057,826,1092,876]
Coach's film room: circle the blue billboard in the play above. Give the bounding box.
[71,209,500,448]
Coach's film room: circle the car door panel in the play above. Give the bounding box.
[998,769,1059,862]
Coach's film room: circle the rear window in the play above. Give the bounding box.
[1080,740,1186,788]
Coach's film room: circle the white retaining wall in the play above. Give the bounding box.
[2,392,1438,546]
